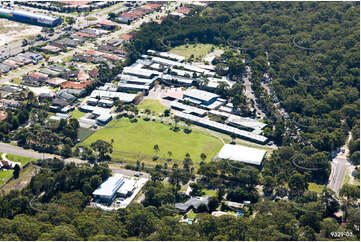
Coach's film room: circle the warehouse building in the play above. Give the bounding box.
[92,175,125,205]
[216,144,267,166]
[0,7,62,27]
[92,174,136,205]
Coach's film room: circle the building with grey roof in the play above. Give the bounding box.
[173,111,268,144]
[90,90,137,103]
[175,196,211,213]
[226,115,267,132]
[170,101,207,117]
[183,88,220,106]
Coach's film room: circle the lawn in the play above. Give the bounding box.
[138,99,168,114]
[202,189,217,197]
[5,154,35,166]
[186,210,197,219]
[169,43,219,61]
[308,182,326,193]
[78,127,95,143]
[82,118,223,164]
[70,109,85,119]
[0,170,13,186]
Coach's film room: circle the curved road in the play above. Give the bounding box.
[0,142,85,164]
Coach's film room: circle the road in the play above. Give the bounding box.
[0,142,85,164]
[0,1,180,86]
[243,66,266,118]
[327,133,352,195]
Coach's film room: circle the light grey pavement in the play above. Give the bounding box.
[0,142,85,164]
[243,66,266,119]
[327,133,352,195]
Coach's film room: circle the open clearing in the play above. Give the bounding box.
[138,99,168,114]
[82,117,223,163]
[0,18,42,47]
[170,43,219,61]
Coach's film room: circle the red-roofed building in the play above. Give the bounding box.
[77,72,90,82]
[120,32,137,41]
[89,68,99,79]
[60,1,91,6]
[103,54,122,61]
[28,72,48,82]
[86,50,103,57]
[97,20,118,30]
[142,3,161,10]
[61,80,92,89]
[176,7,192,15]
[75,32,95,38]
[120,34,133,41]
[0,110,8,121]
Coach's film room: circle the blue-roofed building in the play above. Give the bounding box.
[0,7,62,27]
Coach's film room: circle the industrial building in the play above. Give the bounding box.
[0,7,62,27]
[92,175,125,205]
[216,144,267,166]
[92,174,136,205]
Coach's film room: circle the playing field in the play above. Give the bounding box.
[169,43,218,60]
[138,99,168,114]
[82,118,223,163]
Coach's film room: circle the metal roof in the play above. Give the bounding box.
[183,88,219,103]
[92,174,124,198]
[173,111,268,143]
[217,144,267,166]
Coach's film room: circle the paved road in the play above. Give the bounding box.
[0,142,85,164]
[328,133,352,195]
[0,1,180,86]
[108,164,151,179]
[243,66,266,119]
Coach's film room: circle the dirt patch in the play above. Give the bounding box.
[0,165,40,195]
[0,18,42,47]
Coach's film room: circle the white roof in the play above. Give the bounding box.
[90,90,137,103]
[227,115,267,131]
[92,174,124,197]
[170,101,207,116]
[117,179,136,195]
[183,88,219,102]
[123,66,161,78]
[173,111,268,143]
[159,52,185,62]
[217,144,267,166]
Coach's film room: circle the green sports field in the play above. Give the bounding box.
[169,43,220,61]
[138,100,168,114]
[81,118,223,163]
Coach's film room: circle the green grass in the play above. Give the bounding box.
[170,43,219,61]
[5,154,35,166]
[308,182,326,193]
[0,170,13,186]
[62,55,73,63]
[82,118,223,163]
[70,109,85,119]
[9,78,22,85]
[78,127,95,143]
[85,16,97,21]
[202,189,217,197]
[186,210,197,219]
[138,100,168,114]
